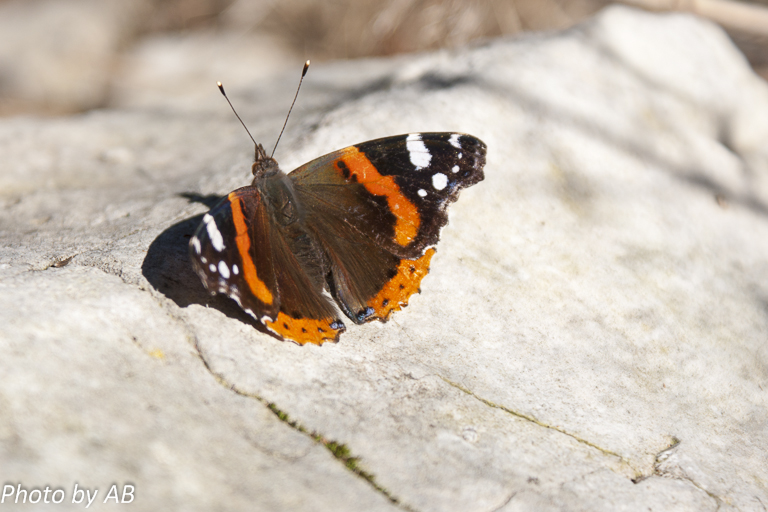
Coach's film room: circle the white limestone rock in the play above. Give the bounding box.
[1,6,767,511]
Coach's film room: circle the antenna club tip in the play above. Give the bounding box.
[217,81,226,95]
[302,60,310,76]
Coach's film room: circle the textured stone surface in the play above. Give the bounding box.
[2,6,767,511]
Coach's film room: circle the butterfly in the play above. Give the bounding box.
[189,64,486,345]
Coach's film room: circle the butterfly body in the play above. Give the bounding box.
[190,133,486,345]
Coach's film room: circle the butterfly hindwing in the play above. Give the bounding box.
[261,189,346,344]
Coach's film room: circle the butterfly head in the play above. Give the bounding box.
[252,143,280,179]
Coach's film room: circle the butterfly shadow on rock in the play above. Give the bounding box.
[141,192,272,337]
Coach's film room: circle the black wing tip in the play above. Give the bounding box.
[456,133,486,185]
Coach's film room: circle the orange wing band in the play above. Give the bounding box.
[367,248,435,321]
[338,147,420,246]
[229,192,274,305]
[265,312,345,345]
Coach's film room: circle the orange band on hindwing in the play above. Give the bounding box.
[337,147,420,246]
[367,248,435,320]
[228,192,274,305]
[265,312,345,345]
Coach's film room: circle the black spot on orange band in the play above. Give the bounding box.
[265,312,346,345]
[366,248,435,321]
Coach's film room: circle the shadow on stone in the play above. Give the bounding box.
[178,192,223,209]
[417,72,474,90]
[141,195,272,337]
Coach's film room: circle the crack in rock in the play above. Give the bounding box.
[40,224,147,274]
[439,375,642,480]
[653,439,723,508]
[190,335,417,512]
[489,490,517,512]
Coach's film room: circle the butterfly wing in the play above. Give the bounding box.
[290,132,486,323]
[260,183,346,344]
[189,186,345,345]
[190,187,280,322]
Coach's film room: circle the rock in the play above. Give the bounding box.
[0,0,146,115]
[1,5,767,511]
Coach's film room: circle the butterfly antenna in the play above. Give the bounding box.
[217,81,258,148]
[271,60,310,159]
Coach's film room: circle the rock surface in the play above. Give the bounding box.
[2,6,768,511]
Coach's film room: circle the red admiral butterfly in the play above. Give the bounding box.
[190,62,486,345]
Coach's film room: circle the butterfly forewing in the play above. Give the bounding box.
[290,133,485,256]
[189,188,280,323]
[290,132,486,323]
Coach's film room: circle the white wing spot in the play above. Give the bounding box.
[209,263,217,273]
[451,165,460,173]
[201,256,207,264]
[432,173,448,191]
[449,133,462,149]
[203,214,225,252]
[458,153,463,159]
[418,189,428,197]
[191,236,201,254]
[406,133,431,170]
[218,261,230,279]
[232,264,239,275]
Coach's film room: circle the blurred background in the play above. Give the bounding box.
[0,0,766,116]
